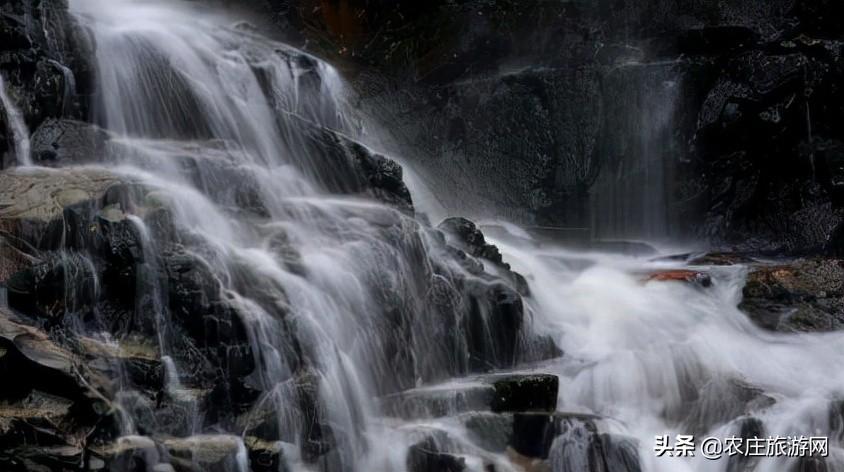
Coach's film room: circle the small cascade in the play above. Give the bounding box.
[36,0,557,470]
[0,73,32,166]
[1,0,839,471]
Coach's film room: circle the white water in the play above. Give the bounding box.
[66,0,534,470]
[0,73,32,166]
[492,232,844,472]
[58,0,844,471]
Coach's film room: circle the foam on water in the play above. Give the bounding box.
[492,235,844,471]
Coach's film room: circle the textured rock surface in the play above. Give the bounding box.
[254,0,844,250]
[381,373,559,419]
[0,162,555,471]
[0,0,92,168]
[740,259,844,332]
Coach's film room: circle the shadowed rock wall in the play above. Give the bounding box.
[260,0,844,251]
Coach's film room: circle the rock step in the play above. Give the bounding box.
[91,434,282,472]
[406,412,641,472]
[380,373,559,419]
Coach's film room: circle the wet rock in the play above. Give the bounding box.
[30,118,110,166]
[644,269,713,287]
[489,374,559,413]
[285,115,413,212]
[0,308,116,469]
[382,373,558,419]
[407,435,466,472]
[0,0,92,165]
[439,217,529,293]
[95,435,160,472]
[245,436,287,472]
[691,40,844,253]
[463,412,513,452]
[462,410,641,470]
[293,370,338,463]
[164,435,245,472]
[6,251,97,321]
[726,416,764,472]
[0,234,38,284]
[680,377,775,436]
[0,168,129,249]
[739,259,844,332]
[463,281,525,372]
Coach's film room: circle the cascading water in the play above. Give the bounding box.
[58,0,546,471]
[490,229,844,472]
[9,1,832,472]
[0,73,32,166]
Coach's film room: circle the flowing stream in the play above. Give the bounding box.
[49,0,844,471]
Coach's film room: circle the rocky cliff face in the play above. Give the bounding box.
[0,0,92,168]
[0,3,566,469]
[267,0,844,251]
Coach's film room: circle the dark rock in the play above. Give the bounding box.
[6,251,97,321]
[381,373,558,419]
[245,437,288,472]
[0,168,130,249]
[690,40,844,253]
[0,0,92,164]
[679,377,775,436]
[489,374,559,413]
[283,114,414,213]
[439,217,510,270]
[0,234,38,284]
[739,259,844,332]
[164,435,245,472]
[463,412,513,453]
[407,435,466,472]
[439,217,529,294]
[726,416,765,472]
[30,118,110,166]
[459,411,642,471]
[291,369,338,463]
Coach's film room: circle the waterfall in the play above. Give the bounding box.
[0,73,32,166]
[589,62,682,242]
[61,0,544,470]
[11,1,831,471]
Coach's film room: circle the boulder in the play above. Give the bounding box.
[245,436,287,472]
[439,217,527,291]
[406,435,466,472]
[283,114,414,213]
[0,0,92,165]
[739,259,844,332]
[463,411,641,471]
[381,373,558,419]
[30,118,110,166]
[163,435,245,472]
[0,168,131,249]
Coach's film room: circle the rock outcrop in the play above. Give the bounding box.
[0,0,92,168]
[257,0,844,251]
[740,258,844,332]
[0,146,558,471]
